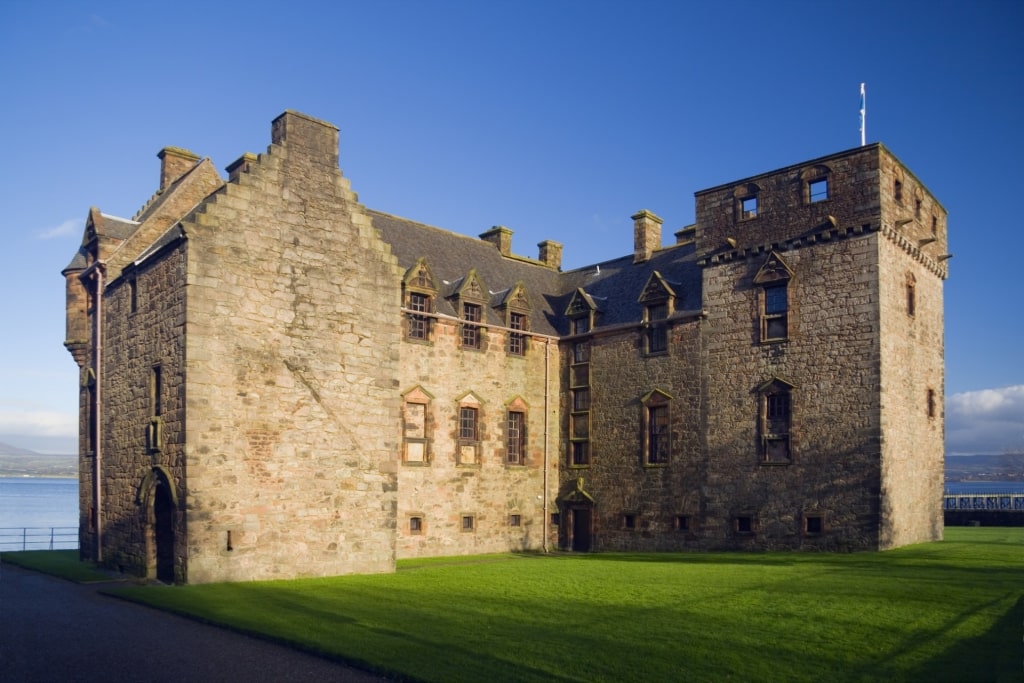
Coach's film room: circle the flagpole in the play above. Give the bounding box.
[859,83,866,146]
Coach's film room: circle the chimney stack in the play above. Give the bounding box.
[480,225,513,256]
[538,240,562,270]
[632,209,663,263]
[157,147,200,191]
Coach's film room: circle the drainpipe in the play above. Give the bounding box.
[542,338,550,553]
[83,262,105,562]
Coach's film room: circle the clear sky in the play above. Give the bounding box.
[1,0,1022,455]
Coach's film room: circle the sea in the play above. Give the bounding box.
[0,477,79,550]
[0,476,1020,552]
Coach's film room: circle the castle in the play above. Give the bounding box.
[63,111,948,583]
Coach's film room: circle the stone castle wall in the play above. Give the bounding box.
[395,321,559,558]
[180,112,404,582]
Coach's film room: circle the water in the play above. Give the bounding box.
[0,477,78,550]
[944,481,1024,495]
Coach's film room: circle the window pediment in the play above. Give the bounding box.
[638,271,677,305]
[753,251,795,285]
[565,288,598,316]
[403,258,437,294]
[452,269,487,303]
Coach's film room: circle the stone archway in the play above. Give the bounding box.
[138,467,179,583]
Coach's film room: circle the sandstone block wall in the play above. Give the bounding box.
[396,320,558,558]
[181,112,403,582]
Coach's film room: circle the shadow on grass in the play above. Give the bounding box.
[907,594,1023,683]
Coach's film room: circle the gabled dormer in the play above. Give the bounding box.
[565,287,600,335]
[497,282,531,356]
[639,271,676,355]
[451,269,488,350]
[402,258,438,342]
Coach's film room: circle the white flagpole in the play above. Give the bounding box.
[859,83,866,146]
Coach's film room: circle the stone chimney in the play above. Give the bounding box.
[271,110,339,168]
[157,147,200,191]
[632,209,663,263]
[538,240,562,270]
[675,224,696,246]
[480,225,513,256]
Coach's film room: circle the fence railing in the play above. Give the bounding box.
[0,527,78,551]
[943,493,1024,512]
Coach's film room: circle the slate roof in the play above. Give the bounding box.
[369,209,703,338]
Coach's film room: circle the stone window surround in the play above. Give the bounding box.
[641,389,672,466]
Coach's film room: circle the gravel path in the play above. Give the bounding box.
[0,561,392,683]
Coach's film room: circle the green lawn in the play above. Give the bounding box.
[9,529,1022,682]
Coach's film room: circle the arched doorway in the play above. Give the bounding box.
[138,467,179,583]
[153,480,175,583]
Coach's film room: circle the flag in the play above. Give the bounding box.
[859,83,866,146]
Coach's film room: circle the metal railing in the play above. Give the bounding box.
[0,527,78,551]
[943,493,1024,512]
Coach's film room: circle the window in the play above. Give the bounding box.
[403,402,429,464]
[573,388,590,412]
[457,401,480,465]
[642,390,672,465]
[571,441,590,466]
[150,365,163,416]
[645,302,669,354]
[804,515,823,535]
[927,388,936,418]
[623,514,637,530]
[409,516,423,534]
[915,198,922,219]
[802,166,831,205]
[809,178,828,202]
[763,283,788,341]
[734,516,754,534]
[906,273,916,317]
[740,195,758,219]
[571,316,590,335]
[509,514,522,527]
[460,406,478,441]
[407,292,431,340]
[760,380,792,464]
[894,179,903,202]
[129,278,138,314]
[676,515,690,532]
[507,410,526,465]
[461,515,475,532]
[573,341,589,363]
[508,311,527,355]
[931,215,938,236]
[461,303,482,349]
[648,405,669,464]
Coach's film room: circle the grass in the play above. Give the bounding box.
[89,527,1024,683]
[1,549,116,583]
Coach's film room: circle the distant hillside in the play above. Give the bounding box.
[946,454,1024,482]
[0,442,76,478]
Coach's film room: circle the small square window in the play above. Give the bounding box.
[804,515,823,535]
[509,514,521,527]
[571,441,590,466]
[735,516,754,534]
[623,514,637,529]
[409,516,423,534]
[550,513,560,526]
[461,515,475,532]
[809,178,828,203]
[676,515,690,531]
[740,196,758,219]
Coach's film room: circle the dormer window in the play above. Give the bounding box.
[565,287,599,336]
[501,282,531,356]
[452,269,487,351]
[462,303,482,349]
[403,259,437,343]
[639,271,676,356]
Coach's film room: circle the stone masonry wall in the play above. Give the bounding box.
[875,148,947,548]
[695,146,887,550]
[96,243,188,576]
[396,320,559,558]
[577,319,704,551]
[181,112,403,582]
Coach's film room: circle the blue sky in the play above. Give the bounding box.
[1,0,1022,455]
